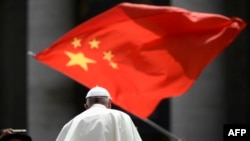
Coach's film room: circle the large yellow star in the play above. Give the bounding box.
[103,51,114,61]
[65,51,96,71]
[71,38,81,48]
[89,39,100,49]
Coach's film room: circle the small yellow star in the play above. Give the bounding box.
[103,51,114,61]
[109,61,118,69]
[89,39,100,49]
[71,38,81,48]
[65,51,96,71]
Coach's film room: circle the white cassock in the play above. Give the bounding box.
[56,104,142,141]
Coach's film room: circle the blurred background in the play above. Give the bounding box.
[0,0,249,141]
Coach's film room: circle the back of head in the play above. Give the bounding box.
[0,134,32,141]
[85,86,112,108]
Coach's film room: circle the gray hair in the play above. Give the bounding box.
[86,96,110,107]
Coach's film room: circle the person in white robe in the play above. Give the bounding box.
[55,86,142,141]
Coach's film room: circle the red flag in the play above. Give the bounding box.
[34,3,246,119]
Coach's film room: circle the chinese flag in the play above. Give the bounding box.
[35,3,246,119]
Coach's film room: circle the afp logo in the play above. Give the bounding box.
[224,124,250,141]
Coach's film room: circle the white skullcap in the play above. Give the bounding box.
[86,86,111,99]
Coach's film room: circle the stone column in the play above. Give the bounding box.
[28,1,76,141]
[170,0,226,141]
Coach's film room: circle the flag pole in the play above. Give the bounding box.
[119,105,184,141]
[131,113,183,141]
[27,51,36,57]
[142,119,183,141]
